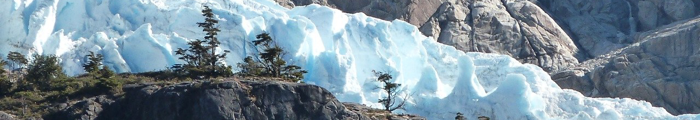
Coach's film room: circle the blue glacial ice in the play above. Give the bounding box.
[1,0,699,119]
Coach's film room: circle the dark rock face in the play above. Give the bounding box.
[52,95,114,120]
[539,0,700,57]
[553,17,700,115]
[274,0,442,28]
[343,103,426,120]
[53,80,379,120]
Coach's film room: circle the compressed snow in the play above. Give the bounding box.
[2,0,699,119]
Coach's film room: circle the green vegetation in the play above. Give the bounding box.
[24,54,64,91]
[82,51,103,74]
[0,5,311,119]
[0,52,151,119]
[455,112,465,120]
[373,70,406,112]
[6,51,28,81]
[236,33,307,82]
[6,51,28,70]
[172,5,233,79]
[0,59,6,75]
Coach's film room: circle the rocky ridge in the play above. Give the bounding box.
[44,79,424,120]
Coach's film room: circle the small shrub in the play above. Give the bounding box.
[0,78,16,98]
[25,54,64,91]
[237,33,307,82]
[97,78,123,94]
[0,59,7,75]
[82,52,103,74]
[6,51,28,70]
[455,112,465,120]
[13,91,44,103]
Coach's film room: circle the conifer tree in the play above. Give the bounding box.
[0,59,6,76]
[6,52,28,81]
[237,33,307,82]
[7,51,28,71]
[25,54,64,91]
[373,70,406,112]
[0,59,10,95]
[455,112,465,120]
[236,56,263,76]
[173,5,233,78]
[82,51,103,74]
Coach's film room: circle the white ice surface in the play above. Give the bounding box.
[1,0,699,119]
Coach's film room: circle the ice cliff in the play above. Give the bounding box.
[1,0,698,119]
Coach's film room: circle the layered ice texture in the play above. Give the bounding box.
[1,0,698,119]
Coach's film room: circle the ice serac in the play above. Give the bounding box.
[277,0,700,116]
[3,0,700,119]
[276,0,581,73]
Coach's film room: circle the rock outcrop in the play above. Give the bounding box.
[0,111,14,120]
[539,0,700,57]
[52,79,422,120]
[274,0,442,27]
[421,0,582,72]
[554,17,700,115]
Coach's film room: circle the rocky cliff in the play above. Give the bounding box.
[47,79,424,120]
[274,0,700,115]
[553,17,700,115]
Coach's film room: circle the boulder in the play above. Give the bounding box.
[663,0,697,21]
[0,111,14,120]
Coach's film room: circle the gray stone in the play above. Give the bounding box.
[663,0,697,21]
[275,0,441,27]
[553,18,700,115]
[0,111,14,120]
[637,1,660,31]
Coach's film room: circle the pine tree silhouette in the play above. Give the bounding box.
[173,5,232,78]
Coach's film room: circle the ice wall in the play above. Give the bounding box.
[1,0,698,119]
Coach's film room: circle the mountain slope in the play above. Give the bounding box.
[1,0,699,119]
[554,17,700,115]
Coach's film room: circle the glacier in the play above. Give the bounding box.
[1,0,699,119]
